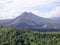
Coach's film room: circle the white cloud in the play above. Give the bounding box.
[29,6,60,18]
[50,6,60,17]
[43,6,60,18]
[27,10,43,17]
[0,0,60,19]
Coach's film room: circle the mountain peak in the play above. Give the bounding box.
[22,12,34,16]
[16,12,34,19]
[23,12,28,14]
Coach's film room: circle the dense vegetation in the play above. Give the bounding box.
[0,28,60,45]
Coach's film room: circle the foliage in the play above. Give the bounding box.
[0,28,60,45]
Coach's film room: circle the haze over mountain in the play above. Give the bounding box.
[52,17,60,21]
[0,12,60,30]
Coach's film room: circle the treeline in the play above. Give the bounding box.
[0,28,60,45]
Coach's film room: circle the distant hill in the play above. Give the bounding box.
[51,17,60,21]
[0,12,60,31]
[0,19,12,26]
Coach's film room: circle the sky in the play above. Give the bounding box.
[0,0,60,19]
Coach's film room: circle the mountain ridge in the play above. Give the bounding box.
[0,12,60,31]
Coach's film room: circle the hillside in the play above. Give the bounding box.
[0,19,12,25]
[1,12,59,29]
[0,12,60,31]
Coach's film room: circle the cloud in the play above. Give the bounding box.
[29,6,60,18]
[43,6,60,18]
[0,0,60,19]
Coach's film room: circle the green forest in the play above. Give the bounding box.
[0,28,60,45]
